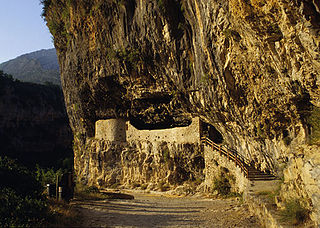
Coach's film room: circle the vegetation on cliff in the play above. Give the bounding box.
[307,106,320,145]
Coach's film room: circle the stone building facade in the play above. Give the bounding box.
[95,117,201,144]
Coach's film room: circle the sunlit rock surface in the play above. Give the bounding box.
[43,0,320,224]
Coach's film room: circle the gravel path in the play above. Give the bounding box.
[73,192,261,228]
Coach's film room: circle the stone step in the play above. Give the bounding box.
[248,177,277,181]
[248,175,275,179]
[202,138,277,181]
[248,173,274,177]
[248,172,273,175]
[248,173,275,176]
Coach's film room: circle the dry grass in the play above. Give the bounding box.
[46,199,82,227]
[46,184,135,226]
[74,183,134,200]
[74,183,112,200]
[280,199,310,225]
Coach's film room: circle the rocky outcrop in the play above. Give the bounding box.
[76,117,204,191]
[43,0,320,224]
[281,144,320,223]
[0,72,72,168]
[75,138,204,192]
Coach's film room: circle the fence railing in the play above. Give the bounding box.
[201,137,250,177]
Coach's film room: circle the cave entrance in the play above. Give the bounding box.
[201,121,223,144]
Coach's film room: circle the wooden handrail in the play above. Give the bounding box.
[201,136,277,180]
[201,136,249,177]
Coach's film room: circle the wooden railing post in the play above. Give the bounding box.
[202,136,254,179]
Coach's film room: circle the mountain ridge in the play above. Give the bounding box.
[0,48,60,85]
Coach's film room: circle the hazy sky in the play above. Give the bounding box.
[0,0,54,63]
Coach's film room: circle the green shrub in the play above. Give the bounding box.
[35,165,64,186]
[74,183,108,200]
[213,176,231,196]
[283,136,292,146]
[162,147,170,163]
[40,0,52,17]
[116,48,141,72]
[157,0,165,11]
[140,183,148,190]
[84,185,100,194]
[280,199,309,224]
[0,188,48,227]
[0,156,48,227]
[157,181,170,192]
[307,106,320,145]
[0,157,44,198]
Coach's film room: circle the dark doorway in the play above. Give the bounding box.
[201,121,223,144]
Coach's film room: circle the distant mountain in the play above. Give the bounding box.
[0,48,60,85]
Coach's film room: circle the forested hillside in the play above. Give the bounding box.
[0,70,72,168]
[0,48,60,85]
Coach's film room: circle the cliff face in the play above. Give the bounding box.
[43,0,320,222]
[0,73,72,168]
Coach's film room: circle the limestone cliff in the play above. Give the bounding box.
[43,0,320,223]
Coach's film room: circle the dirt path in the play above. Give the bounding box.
[73,191,261,228]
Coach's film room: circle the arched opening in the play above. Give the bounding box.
[201,121,224,144]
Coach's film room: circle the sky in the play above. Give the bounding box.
[0,0,54,63]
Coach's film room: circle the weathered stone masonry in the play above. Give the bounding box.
[80,117,205,190]
[96,117,201,144]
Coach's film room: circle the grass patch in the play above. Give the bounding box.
[256,190,278,204]
[109,182,121,189]
[74,183,110,200]
[46,199,82,227]
[140,183,148,190]
[157,181,170,192]
[280,199,309,225]
[213,176,231,196]
[256,180,282,204]
[307,106,320,145]
[227,192,242,198]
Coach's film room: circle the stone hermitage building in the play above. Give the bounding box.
[92,117,248,192]
[95,117,201,144]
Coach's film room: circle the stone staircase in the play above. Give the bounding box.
[201,137,276,181]
[246,165,276,181]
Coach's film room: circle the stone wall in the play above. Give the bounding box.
[203,145,249,193]
[95,117,201,144]
[95,119,126,142]
[76,138,204,190]
[88,117,204,189]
